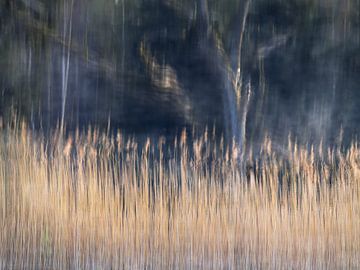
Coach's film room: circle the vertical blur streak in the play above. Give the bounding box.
[235,0,252,94]
[225,0,252,157]
[61,0,74,134]
[0,0,359,146]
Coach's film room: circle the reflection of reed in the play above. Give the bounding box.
[1,123,360,269]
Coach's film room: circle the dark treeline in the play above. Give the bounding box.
[0,0,359,146]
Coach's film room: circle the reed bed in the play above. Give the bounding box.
[0,123,359,269]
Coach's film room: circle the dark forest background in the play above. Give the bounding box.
[1,0,360,146]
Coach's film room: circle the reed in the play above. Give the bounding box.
[0,123,359,269]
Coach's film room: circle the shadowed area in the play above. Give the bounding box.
[0,0,359,146]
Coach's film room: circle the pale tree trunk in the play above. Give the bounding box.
[196,0,252,156]
[236,0,252,161]
[60,0,74,134]
[235,0,252,104]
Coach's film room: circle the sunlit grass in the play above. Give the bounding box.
[0,122,359,269]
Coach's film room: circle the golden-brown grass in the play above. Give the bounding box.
[0,123,359,269]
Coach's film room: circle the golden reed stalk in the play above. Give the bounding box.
[0,123,359,269]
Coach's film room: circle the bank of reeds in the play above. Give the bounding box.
[0,122,359,269]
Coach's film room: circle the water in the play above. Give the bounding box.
[0,0,359,146]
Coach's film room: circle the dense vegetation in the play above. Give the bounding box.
[1,1,360,269]
[1,0,359,144]
[0,122,360,269]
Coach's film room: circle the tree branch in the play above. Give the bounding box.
[234,0,252,101]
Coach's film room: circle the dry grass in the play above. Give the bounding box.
[0,123,360,269]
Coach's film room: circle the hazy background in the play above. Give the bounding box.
[1,0,359,146]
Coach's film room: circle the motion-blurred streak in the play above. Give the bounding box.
[257,34,289,59]
[18,0,45,16]
[139,40,192,124]
[14,7,117,80]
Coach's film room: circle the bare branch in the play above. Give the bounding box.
[234,0,252,100]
